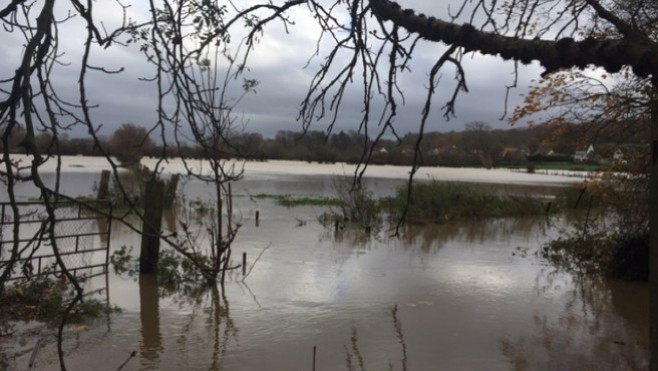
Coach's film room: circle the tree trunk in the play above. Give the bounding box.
[649,88,658,371]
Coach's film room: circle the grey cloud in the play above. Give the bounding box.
[1,0,541,142]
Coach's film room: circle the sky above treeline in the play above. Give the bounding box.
[0,1,547,140]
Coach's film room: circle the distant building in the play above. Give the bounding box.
[613,149,624,162]
[573,144,594,163]
[500,147,516,157]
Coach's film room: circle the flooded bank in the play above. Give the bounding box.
[7,216,649,370]
[1,158,647,370]
[0,156,585,203]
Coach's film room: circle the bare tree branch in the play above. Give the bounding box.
[369,0,658,83]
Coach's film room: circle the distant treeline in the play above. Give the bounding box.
[1,120,648,167]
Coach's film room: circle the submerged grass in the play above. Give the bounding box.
[253,193,345,208]
[382,181,551,223]
[255,181,603,227]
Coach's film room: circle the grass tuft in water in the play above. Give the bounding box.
[253,193,345,208]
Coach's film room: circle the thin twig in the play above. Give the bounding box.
[116,350,137,371]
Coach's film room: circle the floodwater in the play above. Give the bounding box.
[1,157,648,370]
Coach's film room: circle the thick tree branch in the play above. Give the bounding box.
[583,0,647,41]
[0,0,27,19]
[369,0,658,84]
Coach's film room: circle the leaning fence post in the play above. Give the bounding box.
[140,179,164,274]
[163,173,180,209]
[97,170,111,200]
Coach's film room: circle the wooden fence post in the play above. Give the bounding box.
[97,170,111,201]
[140,179,164,274]
[163,173,180,209]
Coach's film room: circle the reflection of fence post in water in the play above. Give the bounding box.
[139,274,162,365]
[140,180,164,274]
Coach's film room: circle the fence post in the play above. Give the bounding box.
[140,179,164,274]
[163,173,180,209]
[97,170,111,201]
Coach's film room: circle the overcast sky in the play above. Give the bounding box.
[1,0,546,140]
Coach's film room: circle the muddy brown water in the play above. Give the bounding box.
[1,158,648,370]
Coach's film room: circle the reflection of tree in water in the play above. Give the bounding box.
[320,225,379,249]
[138,274,237,370]
[317,217,551,264]
[208,286,237,371]
[344,305,408,371]
[500,273,649,370]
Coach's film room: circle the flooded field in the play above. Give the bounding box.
[1,157,648,370]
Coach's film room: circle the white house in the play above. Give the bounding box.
[573,144,594,163]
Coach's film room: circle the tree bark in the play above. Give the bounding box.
[649,91,658,371]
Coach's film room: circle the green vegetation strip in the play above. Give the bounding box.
[253,194,346,208]
[381,181,551,223]
[254,182,598,224]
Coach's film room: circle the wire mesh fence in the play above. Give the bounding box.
[0,201,112,282]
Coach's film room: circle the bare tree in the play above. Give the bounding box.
[142,0,258,284]
[109,123,155,165]
[2,0,658,369]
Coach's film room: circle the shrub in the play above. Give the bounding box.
[540,226,648,280]
[0,274,115,332]
[542,152,650,280]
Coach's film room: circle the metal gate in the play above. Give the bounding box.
[0,201,112,282]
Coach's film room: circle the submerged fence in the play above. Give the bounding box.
[0,201,112,282]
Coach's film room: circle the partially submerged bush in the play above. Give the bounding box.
[540,221,616,276]
[110,245,216,293]
[0,274,115,334]
[543,152,649,280]
[337,183,379,230]
[540,228,648,280]
[609,234,649,280]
